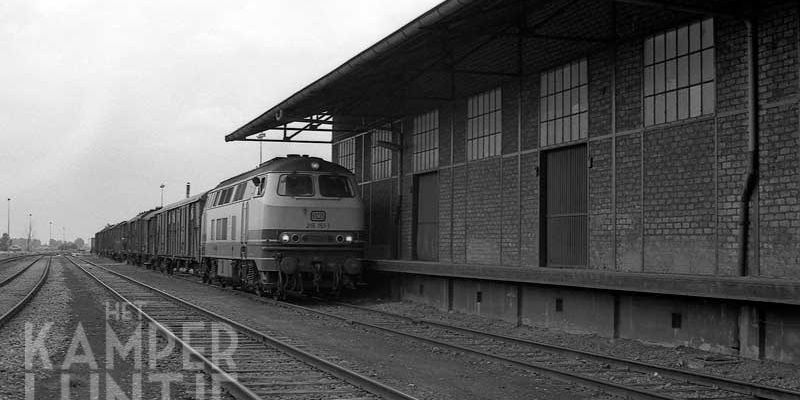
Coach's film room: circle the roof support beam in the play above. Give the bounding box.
[513,31,614,43]
[614,0,746,19]
[241,138,333,144]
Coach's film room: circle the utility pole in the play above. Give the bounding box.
[49,221,53,247]
[6,198,10,238]
[160,183,165,207]
[27,213,32,252]
[257,133,266,165]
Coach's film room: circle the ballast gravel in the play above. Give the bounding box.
[0,257,231,400]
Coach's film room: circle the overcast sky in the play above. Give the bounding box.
[0,0,441,243]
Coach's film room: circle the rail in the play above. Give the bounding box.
[0,256,51,328]
[68,256,417,400]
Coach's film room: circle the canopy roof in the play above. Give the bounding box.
[224,0,743,144]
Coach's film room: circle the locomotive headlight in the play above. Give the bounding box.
[310,161,320,170]
[345,234,354,244]
[280,233,291,243]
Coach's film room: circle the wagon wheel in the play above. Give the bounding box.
[255,283,267,298]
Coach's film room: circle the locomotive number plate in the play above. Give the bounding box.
[310,211,326,221]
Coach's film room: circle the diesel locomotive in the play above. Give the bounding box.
[93,155,366,297]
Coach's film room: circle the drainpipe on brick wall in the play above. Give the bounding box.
[737,19,759,277]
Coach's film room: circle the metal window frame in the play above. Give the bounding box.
[539,58,589,147]
[336,138,356,172]
[466,87,502,161]
[643,18,715,126]
[370,128,394,180]
[412,109,440,173]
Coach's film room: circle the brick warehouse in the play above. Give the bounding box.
[226,0,800,363]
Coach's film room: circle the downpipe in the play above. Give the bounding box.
[737,18,758,277]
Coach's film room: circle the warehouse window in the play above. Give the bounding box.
[336,138,356,172]
[540,59,588,147]
[413,110,439,172]
[467,87,502,160]
[644,19,714,126]
[371,128,393,180]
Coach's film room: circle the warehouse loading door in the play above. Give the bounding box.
[542,145,587,267]
[415,172,439,261]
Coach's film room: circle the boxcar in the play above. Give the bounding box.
[126,208,160,265]
[151,192,207,273]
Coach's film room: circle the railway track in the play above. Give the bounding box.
[0,256,51,328]
[66,256,417,400]
[0,254,31,265]
[92,258,800,400]
[280,299,800,400]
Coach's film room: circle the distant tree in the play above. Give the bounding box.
[59,242,78,250]
[0,233,9,251]
[74,238,85,249]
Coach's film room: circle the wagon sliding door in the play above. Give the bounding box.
[541,144,587,268]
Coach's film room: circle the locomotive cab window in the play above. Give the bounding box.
[319,175,354,197]
[233,182,247,202]
[277,174,314,197]
[255,176,266,197]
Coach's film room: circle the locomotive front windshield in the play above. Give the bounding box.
[278,174,314,196]
[276,173,355,198]
[319,175,353,197]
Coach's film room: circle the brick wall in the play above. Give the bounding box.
[643,119,716,274]
[589,139,613,270]
[759,103,800,278]
[466,158,503,264]
[520,152,539,265]
[756,1,800,278]
[501,156,521,265]
[615,133,643,272]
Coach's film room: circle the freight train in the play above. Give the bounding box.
[93,155,365,298]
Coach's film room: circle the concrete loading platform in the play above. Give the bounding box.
[368,261,800,364]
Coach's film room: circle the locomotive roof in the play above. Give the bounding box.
[214,155,351,189]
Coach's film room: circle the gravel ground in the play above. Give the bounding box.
[0,258,47,317]
[0,256,230,400]
[0,256,38,283]
[88,257,619,400]
[358,299,800,391]
[0,257,73,399]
